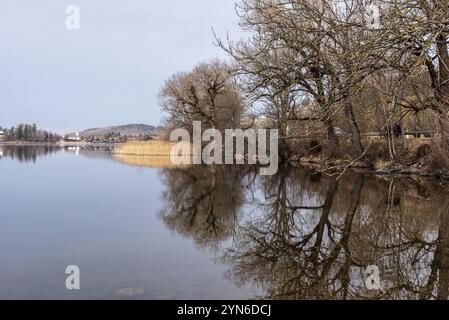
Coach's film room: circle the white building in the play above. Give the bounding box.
[66,132,81,142]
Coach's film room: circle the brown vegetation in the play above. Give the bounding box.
[113,141,181,157]
[112,141,192,169]
[113,154,186,169]
[156,0,449,178]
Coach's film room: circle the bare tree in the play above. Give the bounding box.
[217,0,392,158]
[373,0,449,152]
[159,60,245,134]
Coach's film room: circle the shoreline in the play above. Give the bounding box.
[0,141,122,147]
[3,140,448,181]
[114,141,449,181]
[296,158,449,181]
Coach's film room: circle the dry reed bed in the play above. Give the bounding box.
[113,141,191,169]
[113,141,182,156]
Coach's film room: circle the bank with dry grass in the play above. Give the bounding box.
[295,137,449,180]
[112,141,191,169]
[113,141,180,156]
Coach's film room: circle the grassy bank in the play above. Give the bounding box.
[113,138,449,180]
[113,141,181,156]
[114,153,185,169]
[293,137,449,180]
[112,141,191,169]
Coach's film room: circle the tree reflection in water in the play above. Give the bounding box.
[159,165,249,249]
[159,163,449,300]
[0,145,62,163]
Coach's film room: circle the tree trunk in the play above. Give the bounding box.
[344,99,364,158]
[315,71,340,159]
[438,118,449,159]
[435,34,449,157]
[325,117,340,159]
[437,34,449,99]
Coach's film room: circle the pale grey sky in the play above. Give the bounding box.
[0,0,244,133]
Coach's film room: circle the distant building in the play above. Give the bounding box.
[66,132,81,142]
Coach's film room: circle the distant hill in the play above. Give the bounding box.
[71,124,159,138]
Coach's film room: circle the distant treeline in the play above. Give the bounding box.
[0,124,61,142]
[81,133,154,143]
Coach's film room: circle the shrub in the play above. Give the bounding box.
[429,138,449,171]
[416,144,432,160]
[363,140,391,165]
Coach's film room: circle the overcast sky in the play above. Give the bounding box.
[0,0,244,133]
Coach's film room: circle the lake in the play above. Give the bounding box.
[0,145,448,300]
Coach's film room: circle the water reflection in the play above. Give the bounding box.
[73,145,116,160]
[2,146,449,299]
[159,165,248,249]
[0,145,117,163]
[0,145,62,162]
[159,163,449,300]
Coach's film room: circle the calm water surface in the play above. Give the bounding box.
[0,145,449,300]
